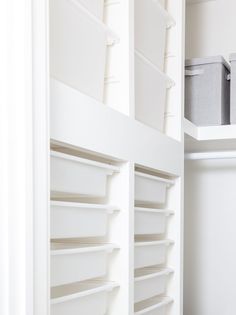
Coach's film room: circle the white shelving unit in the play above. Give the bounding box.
[47,0,184,314]
[5,0,236,315]
[3,0,184,314]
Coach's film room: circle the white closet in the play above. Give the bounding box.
[44,0,184,314]
[6,0,235,314]
[184,1,236,315]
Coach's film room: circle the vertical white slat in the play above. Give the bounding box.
[0,1,9,314]
[32,0,50,314]
[0,0,50,314]
[107,162,135,315]
[0,0,34,314]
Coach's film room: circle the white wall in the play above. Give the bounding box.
[186,0,236,60]
[184,159,236,315]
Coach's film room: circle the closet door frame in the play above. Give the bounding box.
[32,0,50,314]
[1,0,50,314]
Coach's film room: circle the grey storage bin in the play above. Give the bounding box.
[185,56,230,126]
[230,53,236,124]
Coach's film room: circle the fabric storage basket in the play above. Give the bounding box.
[230,53,236,124]
[135,207,173,236]
[134,297,173,315]
[134,240,172,269]
[50,151,118,198]
[50,0,112,101]
[135,0,174,71]
[185,56,230,126]
[135,171,174,206]
[51,201,118,239]
[51,281,118,315]
[75,0,104,19]
[51,243,116,287]
[134,269,172,303]
[135,52,173,131]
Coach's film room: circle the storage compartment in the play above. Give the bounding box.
[51,243,116,287]
[230,53,236,124]
[50,151,118,198]
[75,0,104,19]
[51,281,118,315]
[134,268,172,303]
[50,0,111,101]
[134,296,173,315]
[134,240,172,269]
[135,0,174,70]
[135,171,173,206]
[135,52,173,131]
[51,201,118,239]
[135,207,172,236]
[185,56,230,126]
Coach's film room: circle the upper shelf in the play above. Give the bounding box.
[184,118,236,152]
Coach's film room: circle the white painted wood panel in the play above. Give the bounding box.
[185,159,236,315]
[50,79,183,176]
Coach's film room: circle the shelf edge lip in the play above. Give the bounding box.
[184,118,236,141]
[50,200,119,212]
[134,268,174,282]
[51,150,120,173]
[135,171,175,185]
[134,207,174,215]
[51,243,119,255]
[134,239,174,247]
[134,297,174,315]
[51,281,119,304]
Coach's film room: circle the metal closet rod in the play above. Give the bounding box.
[185,151,236,160]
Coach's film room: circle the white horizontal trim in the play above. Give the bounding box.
[134,268,173,282]
[51,150,119,173]
[135,171,175,186]
[187,0,216,4]
[51,281,119,304]
[184,118,236,142]
[134,297,173,314]
[50,201,119,213]
[134,240,174,247]
[51,243,118,255]
[135,207,174,215]
[185,151,236,161]
[104,0,121,6]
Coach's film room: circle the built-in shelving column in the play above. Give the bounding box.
[50,146,125,315]
[48,0,184,314]
[133,168,179,315]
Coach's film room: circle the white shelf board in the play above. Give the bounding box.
[186,0,216,4]
[50,79,183,176]
[184,118,236,152]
